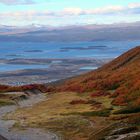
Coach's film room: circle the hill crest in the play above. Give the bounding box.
[52,46,140,106]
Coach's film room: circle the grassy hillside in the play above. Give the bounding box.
[50,46,140,107]
[3,46,140,139]
[1,46,140,107]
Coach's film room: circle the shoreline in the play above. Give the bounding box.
[0,58,109,86]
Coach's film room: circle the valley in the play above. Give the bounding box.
[1,46,140,139]
[1,1,140,139]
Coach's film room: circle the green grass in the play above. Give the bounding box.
[113,106,140,114]
[62,108,112,117]
[0,99,15,107]
[80,108,112,117]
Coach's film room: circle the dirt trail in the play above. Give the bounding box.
[0,92,60,140]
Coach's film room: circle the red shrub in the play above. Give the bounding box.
[90,90,110,97]
[111,95,128,106]
[0,85,10,92]
[70,99,87,105]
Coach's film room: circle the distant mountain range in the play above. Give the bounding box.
[0,22,140,42]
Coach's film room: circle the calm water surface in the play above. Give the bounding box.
[0,40,140,72]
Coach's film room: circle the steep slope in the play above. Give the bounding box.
[1,46,140,106]
[53,46,140,106]
[1,46,140,140]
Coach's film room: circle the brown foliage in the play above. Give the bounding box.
[2,46,140,107]
[54,46,140,106]
[69,99,87,105]
[90,90,110,97]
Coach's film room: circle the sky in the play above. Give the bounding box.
[0,0,140,26]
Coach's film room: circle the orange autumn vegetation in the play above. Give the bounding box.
[51,46,140,106]
[0,84,49,93]
[90,90,110,97]
[1,46,140,107]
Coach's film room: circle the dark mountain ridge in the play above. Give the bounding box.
[0,22,140,42]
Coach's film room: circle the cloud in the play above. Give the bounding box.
[0,0,35,5]
[1,2,140,17]
[51,3,140,16]
[0,2,140,26]
[128,2,140,8]
[62,6,125,16]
